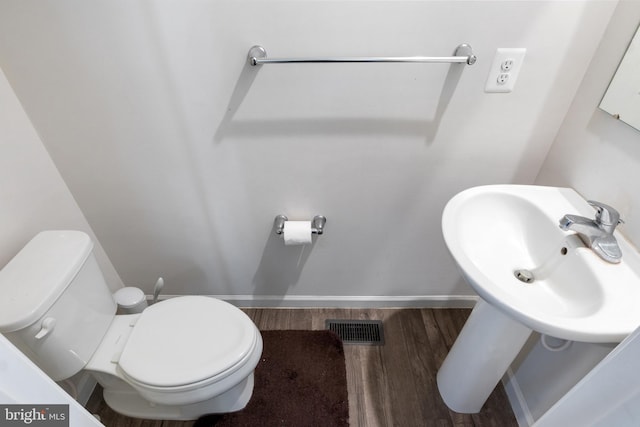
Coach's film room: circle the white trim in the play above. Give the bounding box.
[503,368,535,427]
[75,373,98,406]
[0,334,103,426]
[149,294,479,308]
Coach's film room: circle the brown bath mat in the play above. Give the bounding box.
[195,330,349,427]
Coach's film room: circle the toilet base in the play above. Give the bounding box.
[102,374,254,420]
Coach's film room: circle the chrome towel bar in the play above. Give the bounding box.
[248,44,477,66]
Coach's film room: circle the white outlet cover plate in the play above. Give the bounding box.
[485,48,526,93]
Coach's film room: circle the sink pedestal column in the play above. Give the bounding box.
[437,298,532,413]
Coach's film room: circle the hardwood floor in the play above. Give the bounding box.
[86,308,517,426]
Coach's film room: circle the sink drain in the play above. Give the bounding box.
[514,269,535,283]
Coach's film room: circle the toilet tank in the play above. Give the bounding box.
[0,231,116,381]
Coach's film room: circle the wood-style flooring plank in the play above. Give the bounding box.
[87,308,517,427]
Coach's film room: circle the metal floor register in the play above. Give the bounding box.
[326,319,385,345]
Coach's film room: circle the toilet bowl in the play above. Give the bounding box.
[0,231,263,420]
[87,296,263,419]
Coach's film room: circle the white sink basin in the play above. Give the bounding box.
[437,185,640,413]
[442,184,640,343]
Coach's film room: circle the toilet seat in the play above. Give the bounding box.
[118,296,259,390]
[86,295,262,407]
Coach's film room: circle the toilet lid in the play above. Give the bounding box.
[118,296,257,388]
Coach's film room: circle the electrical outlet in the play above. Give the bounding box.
[485,48,526,93]
[497,73,509,85]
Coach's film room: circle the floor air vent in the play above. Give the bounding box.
[326,319,385,345]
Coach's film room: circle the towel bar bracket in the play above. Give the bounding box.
[248,45,267,65]
[454,44,477,65]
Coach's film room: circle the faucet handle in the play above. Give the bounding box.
[588,200,623,231]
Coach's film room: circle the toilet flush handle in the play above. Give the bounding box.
[34,317,57,340]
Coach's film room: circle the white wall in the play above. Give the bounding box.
[0,63,123,409]
[536,1,640,243]
[506,335,616,424]
[507,1,640,424]
[534,325,640,427]
[0,67,122,292]
[0,1,616,303]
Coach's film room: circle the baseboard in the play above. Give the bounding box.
[503,368,535,427]
[150,294,479,308]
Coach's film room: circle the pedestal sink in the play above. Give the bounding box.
[437,185,640,413]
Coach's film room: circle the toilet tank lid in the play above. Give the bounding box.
[0,231,94,332]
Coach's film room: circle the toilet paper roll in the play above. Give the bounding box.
[283,221,313,246]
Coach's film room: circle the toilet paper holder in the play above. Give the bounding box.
[273,215,326,236]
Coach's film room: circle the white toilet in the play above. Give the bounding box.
[0,230,263,420]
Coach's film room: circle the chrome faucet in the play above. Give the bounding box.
[559,200,624,263]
